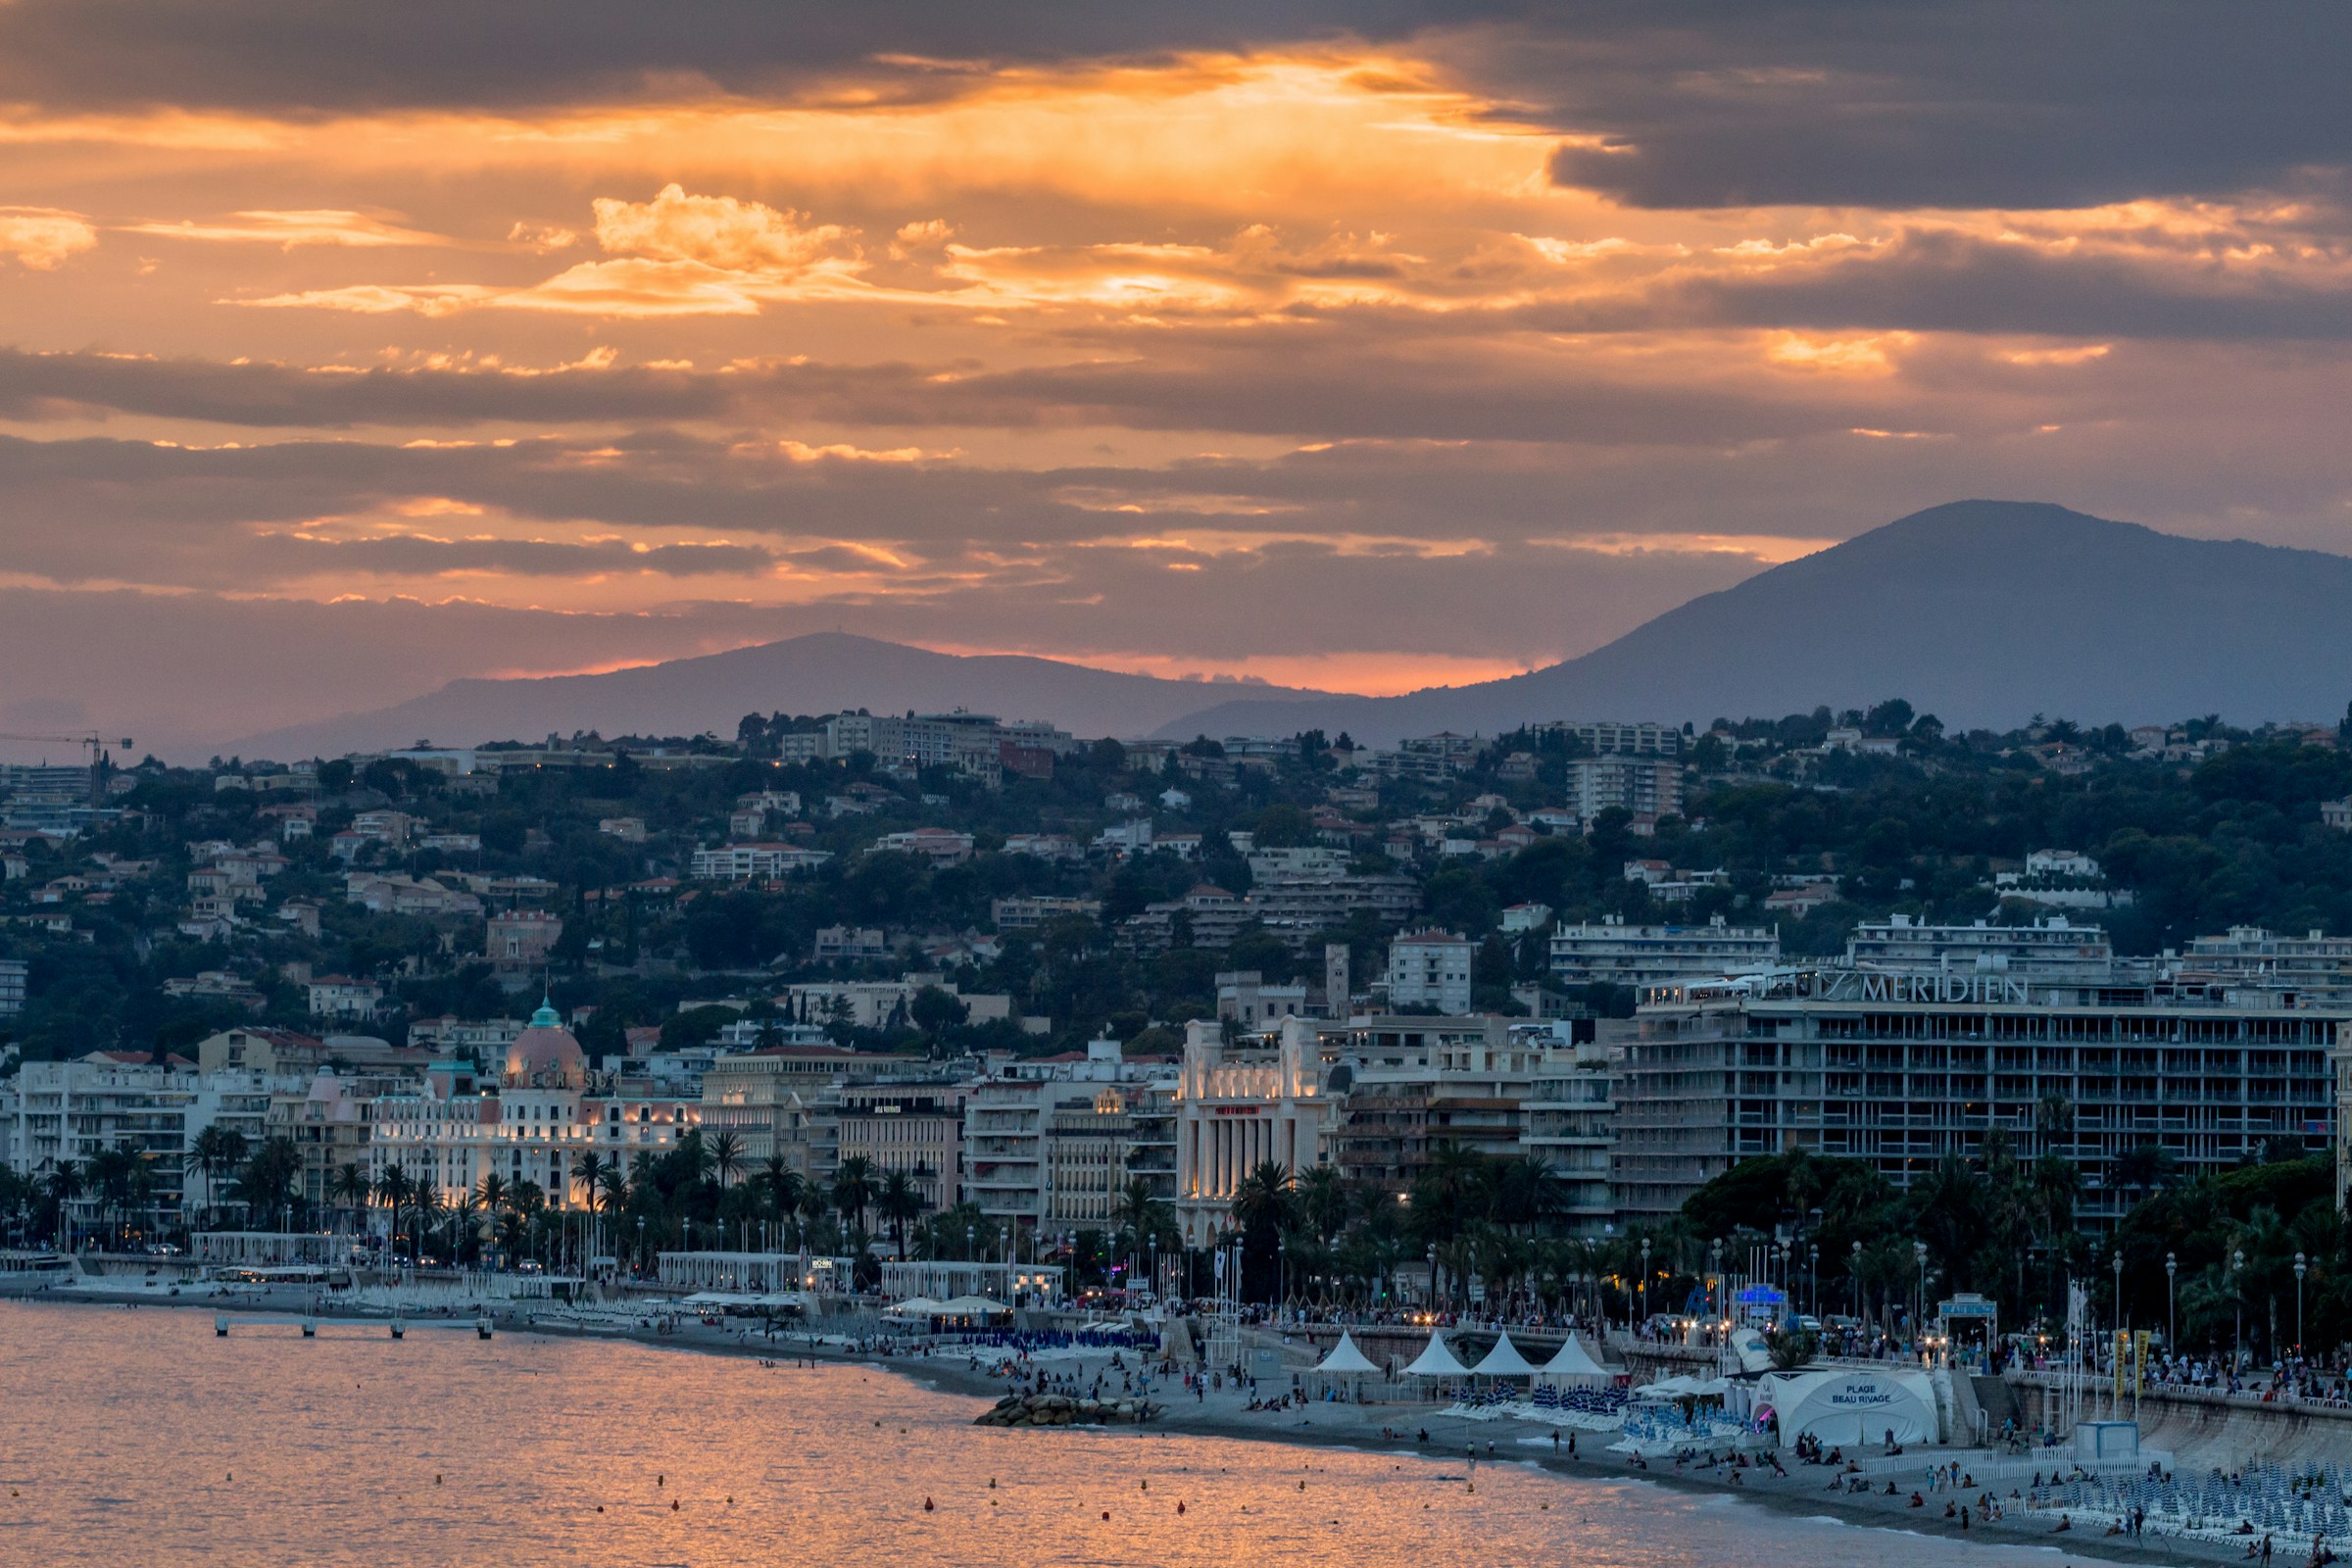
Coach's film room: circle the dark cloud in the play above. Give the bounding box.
[6,3,2350,212]
[0,1,1472,114]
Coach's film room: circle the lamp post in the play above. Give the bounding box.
[1640,1238,1651,1330]
[2111,1250,2124,1419]
[1851,1240,1863,1329]
[1427,1243,1437,1314]
[2231,1248,2245,1379]
[1808,1244,1819,1320]
[2165,1252,2177,1352]
[1710,1238,1724,1339]
[2295,1251,2308,1359]
[636,1215,645,1279]
[1278,1236,1288,1323]
[1912,1241,1927,1350]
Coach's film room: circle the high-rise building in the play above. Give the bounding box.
[1619,969,2337,1225]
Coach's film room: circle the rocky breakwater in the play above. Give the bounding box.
[973,1393,1151,1428]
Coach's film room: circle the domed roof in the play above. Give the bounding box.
[505,998,586,1085]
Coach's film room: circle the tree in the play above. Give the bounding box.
[875,1168,927,1259]
[709,1130,745,1189]
[184,1124,250,1230]
[832,1156,876,1234]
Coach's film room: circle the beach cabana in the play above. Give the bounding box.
[1470,1330,1538,1384]
[1306,1332,1383,1400]
[1756,1368,1936,1449]
[1536,1334,1612,1388]
[1400,1328,1471,1396]
[881,1296,944,1324]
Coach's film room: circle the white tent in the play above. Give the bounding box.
[1536,1335,1612,1387]
[1313,1332,1383,1376]
[1635,1374,1701,1399]
[1756,1368,1938,1448]
[881,1297,944,1322]
[935,1294,1011,1320]
[1470,1330,1539,1380]
[1400,1329,1471,1383]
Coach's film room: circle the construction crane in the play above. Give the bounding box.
[0,732,134,807]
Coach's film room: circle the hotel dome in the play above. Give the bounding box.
[505,999,586,1087]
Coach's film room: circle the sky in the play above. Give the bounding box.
[6,1,2352,754]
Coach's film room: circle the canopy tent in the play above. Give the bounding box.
[1470,1330,1539,1380]
[1536,1335,1612,1387]
[934,1295,1012,1321]
[1756,1368,1938,1449]
[1400,1329,1471,1383]
[1635,1374,1706,1399]
[1306,1331,1385,1400]
[881,1297,945,1321]
[1313,1333,1383,1376]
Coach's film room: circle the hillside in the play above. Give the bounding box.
[1151,501,2352,743]
[232,632,1330,759]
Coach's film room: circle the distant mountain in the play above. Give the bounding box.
[232,632,1333,759]
[1151,500,2352,745]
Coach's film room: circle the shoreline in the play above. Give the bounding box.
[21,1286,2228,1566]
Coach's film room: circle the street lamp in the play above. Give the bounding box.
[2165,1252,2177,1352]
[2231,1248,2245,1378]
[1710,1239,1724,1338]
[1851,1240,1863,1328]
[1640,1238,1651,1329]
[1808,1244,1819,1319]
[1912,1241,1927,1348]
[2111,1250,2124,1419]
[2295,1251,2308,1359]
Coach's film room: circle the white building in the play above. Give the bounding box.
[1548,916,1780,992]
[689,843,833,880]
[1172,1018,1330,1245]
[1385,929,1476,1015]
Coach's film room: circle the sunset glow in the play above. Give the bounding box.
[6,3,2352,743]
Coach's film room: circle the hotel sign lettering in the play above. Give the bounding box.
[1819,972,2031,1004]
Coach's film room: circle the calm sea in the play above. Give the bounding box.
[0,1300,2059,1566]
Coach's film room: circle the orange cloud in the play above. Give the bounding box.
[120,209,452,248]
[0,206,97,269]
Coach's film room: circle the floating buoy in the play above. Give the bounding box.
[1176,1501,1186,1515]
[1298,1480,1306,1492]
[989,1479,997,1489]
[658,1476,664,1487]
[923,1497,934,1512]
[435,1475,442,1485]
[671,1499,680,1512]
[596,1506,604,1513]
[1140,1480,1148,1492]
[1101,1511,1110,1521]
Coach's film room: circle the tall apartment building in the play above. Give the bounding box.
[1522,1043,1620,1235]
[1326,1014,1558,1194]
[964,1043,1162,1241]
[0,957,24,1016]
[1618,970,2337,1225]
[1567,757,1685,820]
[833,1080,967,1214]
[1385,929,1476,1015]
[1549,915,1781,991]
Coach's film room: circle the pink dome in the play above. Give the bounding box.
[505,1000,586,1085]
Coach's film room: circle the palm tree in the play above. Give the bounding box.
[1296,1165,1348,1244]
[184,1125,249,1232]
[330,1162,371,1237]
[373,1164,413,1258]
[875,1168,926,1259]
[597,1162,631,1220]
[797,1183,831,1254]
[760,1155,804,1245]
[570,1151,609,1213]
[709,1130,745,1189]
[476,1171,510,1214]
[45,1160,83,1248]
[832,1156,876,1234]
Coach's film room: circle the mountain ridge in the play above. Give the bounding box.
[227,632,1334,759]
[1149,500,2352,743]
